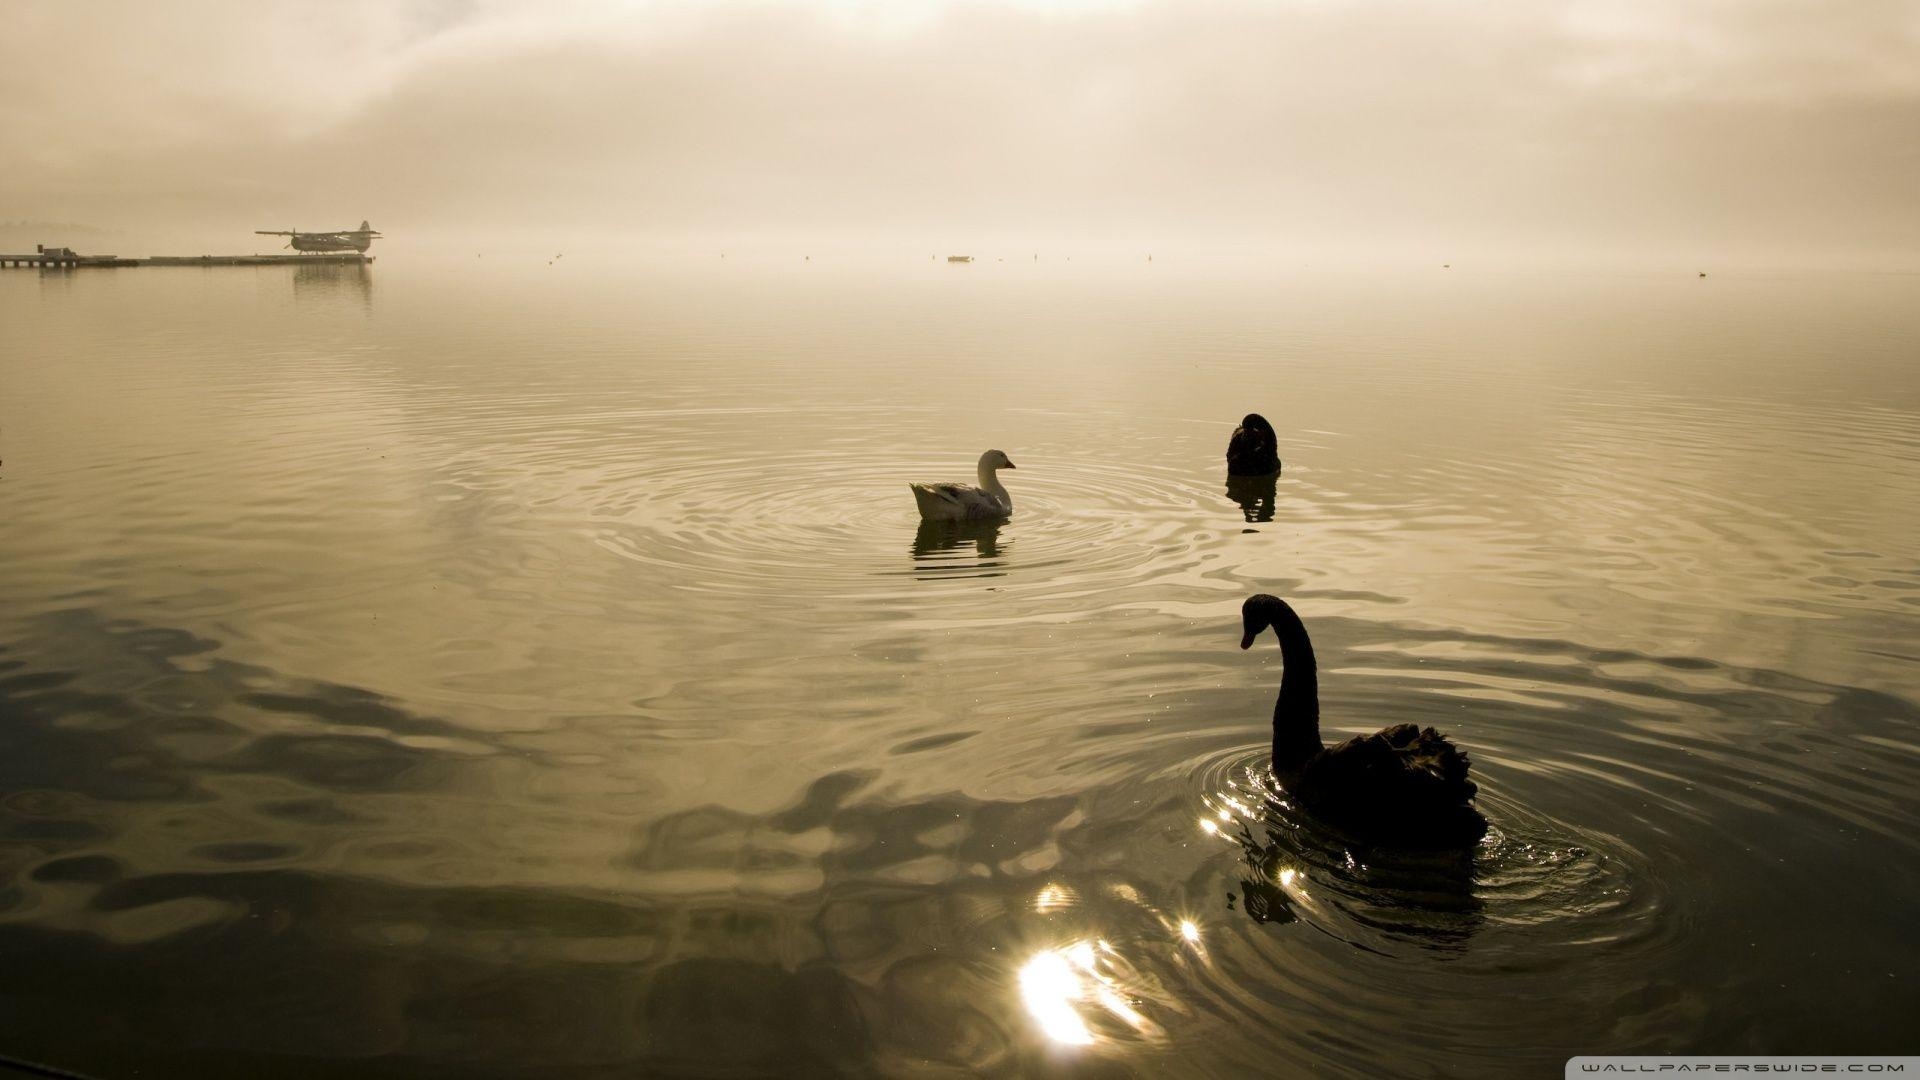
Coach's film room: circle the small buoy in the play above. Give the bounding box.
[1698,271,1707,277]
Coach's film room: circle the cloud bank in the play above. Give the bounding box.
[4,0,1917,258]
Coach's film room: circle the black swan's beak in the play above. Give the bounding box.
[1240,630,1256,650]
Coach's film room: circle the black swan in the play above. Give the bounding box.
[1226,414,1282,476]
[1239,594,1488,848]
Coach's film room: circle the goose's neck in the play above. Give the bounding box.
[978,464,1011,508]
[1265,603,1322,775]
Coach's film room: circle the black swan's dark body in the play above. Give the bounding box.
[1241,594,1487,848]
[1226,414,1282,476]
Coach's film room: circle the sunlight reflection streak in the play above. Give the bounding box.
[1019,938,1162,1045]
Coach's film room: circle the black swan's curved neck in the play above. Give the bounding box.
[1257,598,1322,773]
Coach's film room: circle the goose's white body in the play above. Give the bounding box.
[909,450,1016,522]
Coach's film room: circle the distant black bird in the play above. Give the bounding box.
[1226,414,1282,477]
[1239,595,1488,848]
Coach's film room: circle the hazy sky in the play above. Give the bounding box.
[4,0,1917,257]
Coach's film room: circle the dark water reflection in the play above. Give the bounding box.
[1223,794,1484,946]
[2,258,1918,1077]
[911,518,1007,572]
[1223,472,1277,524]
[292,261,373,307]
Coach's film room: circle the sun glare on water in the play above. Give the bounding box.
[1020,948,1098,1045]
[1019,939,1164,1046]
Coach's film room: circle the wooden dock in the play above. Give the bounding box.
[1,252,373,269]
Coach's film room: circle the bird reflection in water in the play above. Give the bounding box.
[1225,472,1278,524]
[1233,831,1307,927]
[911,518,1007,576]
[1226,814,1484,948]
[1207,777,1484,949]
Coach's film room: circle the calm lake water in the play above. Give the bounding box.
[2,253,1917,1078]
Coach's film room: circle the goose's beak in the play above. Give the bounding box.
[1239,630,1256,650]
[1004,460,1016,468]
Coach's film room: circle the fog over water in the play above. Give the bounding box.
[5,0,1919,261]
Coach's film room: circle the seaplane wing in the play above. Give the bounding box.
[254,224,381,253]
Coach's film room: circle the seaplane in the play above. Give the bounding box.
[254,221,382,253]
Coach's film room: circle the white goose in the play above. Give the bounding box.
[909,450,1017,522]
